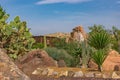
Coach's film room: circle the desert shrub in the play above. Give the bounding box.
[32,43,44,49]
[88,32,111,50]
[111,26,120,53]
[0,6,35,59]
[44,47,73,67]
[52,38,67,49]
[92,49,106,71]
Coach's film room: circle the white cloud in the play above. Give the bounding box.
[36,0,92,5]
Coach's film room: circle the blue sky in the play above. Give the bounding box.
[0,0,120,35]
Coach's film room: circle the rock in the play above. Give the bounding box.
[58,59,66,67]
[47,68,54,76]
[94,72,102,78]
[112,72,120,79]
[102,72,112,78]
[59,71,68,77]
[88,59,98,70]
[68,71,75,77]
[16,49,57,76]
[32,68,43,75]
[41,68,48,76]
[0,49,30,80]
[73,71,83,77]
[70,26,87,42]
[102,50,120,71]
[85,72,94,77]
[52,71,58,77]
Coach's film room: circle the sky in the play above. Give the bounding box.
[0,0,120,35]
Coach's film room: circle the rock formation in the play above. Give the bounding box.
[0,49,30,80]
[70,26,87,42]
[16,49,58,76]
[102,50,120,71]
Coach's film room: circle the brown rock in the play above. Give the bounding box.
[70,26,87,42]
[88,59,98,70]
[58,59,66,67]
[16,49,57,76]
[0,49,30,80]
[102,50,120,71]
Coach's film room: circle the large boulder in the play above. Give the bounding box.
[16,49,57,76]
[102,50,120,71]
[0,49,30,80]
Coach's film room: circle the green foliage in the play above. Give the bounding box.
[88,32,111,50]
[111,26,120,53]
[45,47,73,67]
[80,41,92,68]
[0,6,35,59]
[89,24,106,34]
[52,38,67,49]
[92,49,106,71]
[32,43,44,49]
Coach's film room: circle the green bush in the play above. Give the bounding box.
[52,38,67,49]
[88,32,111,50]
[44,47,73,67]
[32,43,44,49]
[92,49,106,71]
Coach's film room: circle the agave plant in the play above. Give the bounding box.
[92,49,106,71]
[88,32,111,50]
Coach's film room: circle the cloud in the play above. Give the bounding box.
[36,0,92,5]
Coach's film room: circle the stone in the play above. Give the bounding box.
[16,49,57,76]
[102,50,120,71]
[88,59,98,70]
[68,71,75,77]
[47,68,54,76]
[85,72,94,77]
[94,72,102,78]
[112,72,120,79]
[41,68,48,76]
[0,49,30,80]
[102,72,112,78]
[73,71,83,77]
[58,59,66,67]
[52,71,58,77]
[59,71,68,77]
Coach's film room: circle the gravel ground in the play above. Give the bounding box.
[30,75,120,80]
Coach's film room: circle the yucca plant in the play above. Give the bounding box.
[92,49,106,71]
[88,32,111,50]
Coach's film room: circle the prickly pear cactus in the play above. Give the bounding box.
[0,6,35,59]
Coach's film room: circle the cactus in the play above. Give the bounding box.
[0,6,35,59]
[44,35,47,48]
[81,41,91,68]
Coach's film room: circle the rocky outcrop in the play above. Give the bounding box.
[0,49,30,80]
[102,50,120,71]
[16,49,57,76]
[70,26,87,42]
